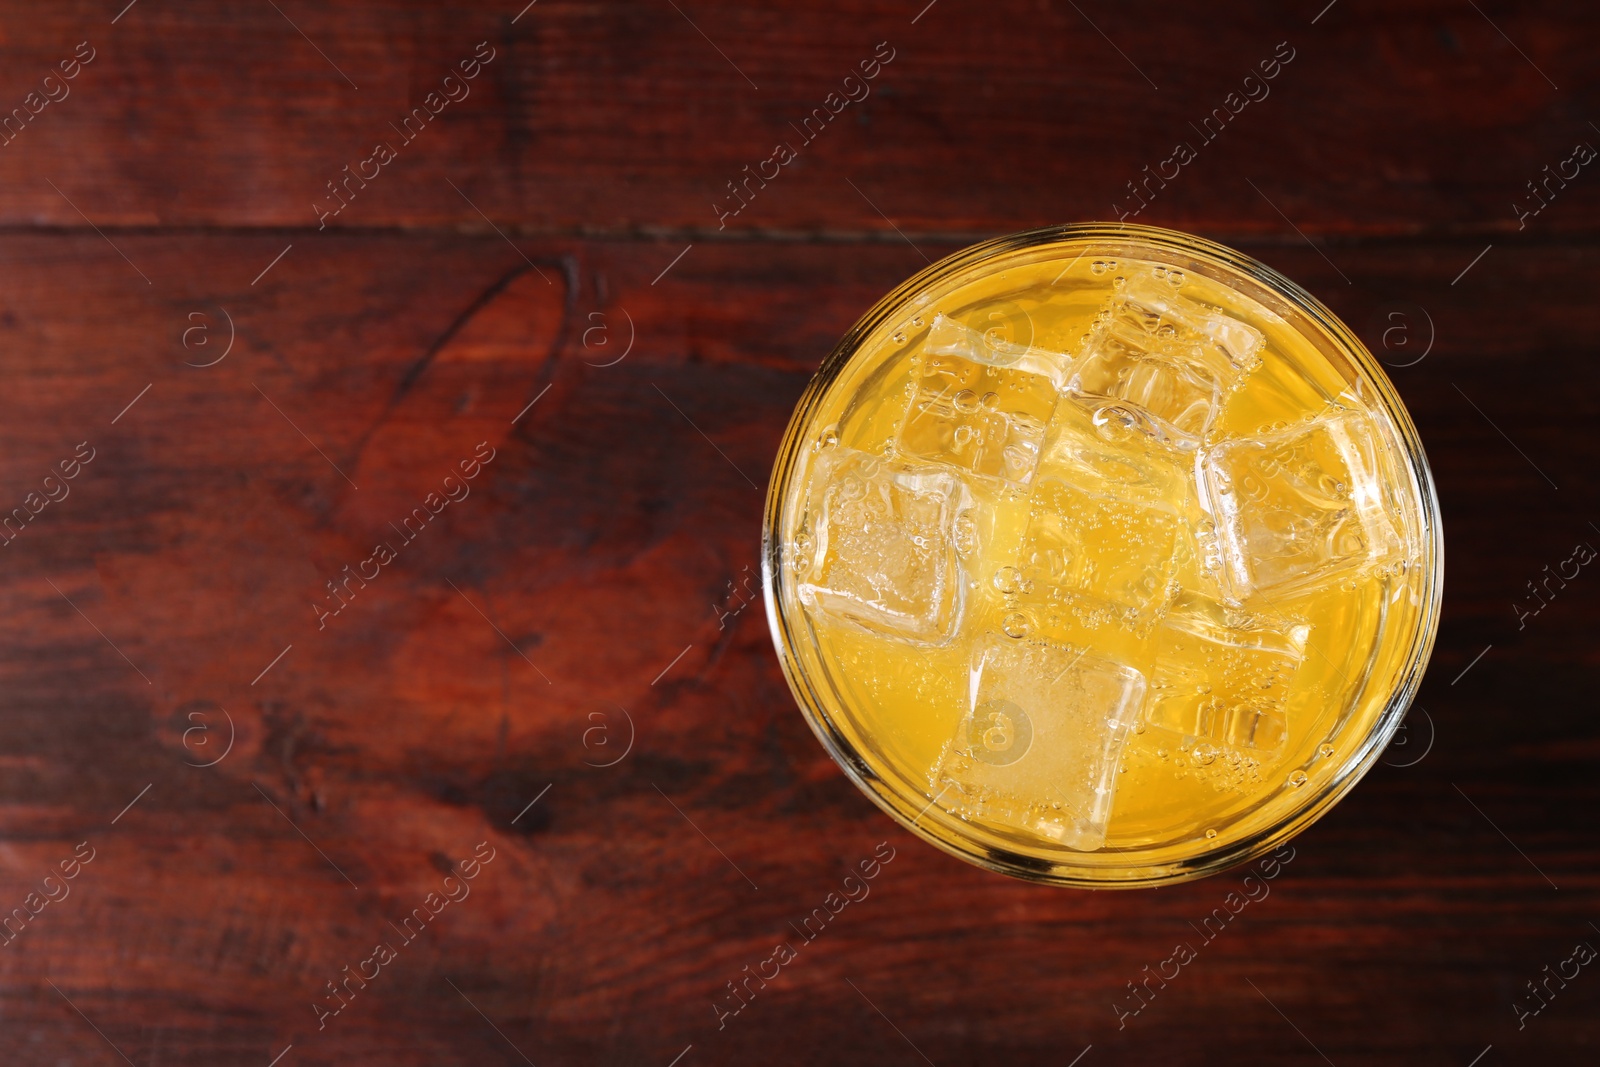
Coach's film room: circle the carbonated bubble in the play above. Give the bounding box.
[993,567,1023,595]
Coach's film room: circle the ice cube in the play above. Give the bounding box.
[1036,400,1190,508]
[896,314,1062,488]
[1201,408,1406,602]
[1068,273,1264,450]
[934,635,1145,850]
[1145,592,1309,755]
[798,447,970,644]
[922,311,1071,387]
[1012,405,1186,630]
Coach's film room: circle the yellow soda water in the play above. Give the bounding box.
[768,232,1433,877]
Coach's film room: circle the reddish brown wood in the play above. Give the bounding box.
[0,231,1594,1066]
[0,2,1592,237]
[0,2,1597,1065]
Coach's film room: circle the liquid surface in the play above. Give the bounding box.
[775,244,1428,863]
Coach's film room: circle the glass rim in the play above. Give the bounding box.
[761,222,1445,888]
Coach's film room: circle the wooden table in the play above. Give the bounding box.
[0,2,1594,1064]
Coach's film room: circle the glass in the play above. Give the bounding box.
[761,223,1443,887]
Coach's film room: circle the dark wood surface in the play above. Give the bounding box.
[0,2,1595,1065]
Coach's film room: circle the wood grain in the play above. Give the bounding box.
[0,2,1593,236]
[0,2,1597,1065]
